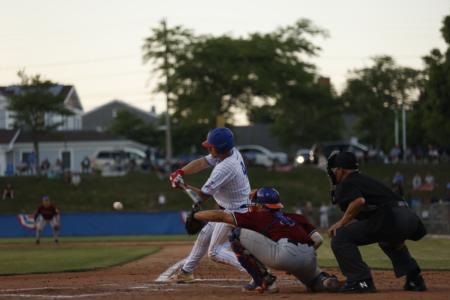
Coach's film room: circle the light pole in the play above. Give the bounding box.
[162,19,173,168]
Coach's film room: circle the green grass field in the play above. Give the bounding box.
[0,240,159,275]
[316,236,450,270]
[0,235,449,276]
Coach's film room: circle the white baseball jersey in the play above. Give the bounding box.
[201,148,250,211]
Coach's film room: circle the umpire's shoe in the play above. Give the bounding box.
[404,274,427,292]
[340,279,376,293]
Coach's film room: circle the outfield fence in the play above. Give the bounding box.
[0,203,449,238]
[0,211,187,237]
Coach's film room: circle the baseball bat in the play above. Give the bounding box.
[174,175,203,204]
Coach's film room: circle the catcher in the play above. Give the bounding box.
[34,195,60,244]
[190,187,340,293]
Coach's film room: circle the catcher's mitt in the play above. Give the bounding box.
[185,203,205,235]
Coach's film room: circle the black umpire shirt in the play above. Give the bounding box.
[335,172,404,220]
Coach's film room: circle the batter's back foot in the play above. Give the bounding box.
[168,268,195,283]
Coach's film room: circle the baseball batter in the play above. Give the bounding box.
[169,127,251,282]
[193,187,340,293]
[34,195,60,244]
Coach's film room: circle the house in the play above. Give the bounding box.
[82,100,158,132]
[0,129,146,175]
[233,123,284,152]
[0,85,83,131]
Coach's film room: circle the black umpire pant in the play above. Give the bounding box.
[331,207,422,282]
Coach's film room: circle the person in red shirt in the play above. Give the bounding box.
[193,187,339,294]
[34,195,60,244]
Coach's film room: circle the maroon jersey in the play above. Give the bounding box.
[233,211,316,245]
[35,204,59,220]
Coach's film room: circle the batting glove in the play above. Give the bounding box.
[169,169,185,188]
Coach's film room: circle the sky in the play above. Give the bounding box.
[0,0,448,124]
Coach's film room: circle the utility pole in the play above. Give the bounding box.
[394,109,399,146]
[162,19,173,167]
[402,106,407,162]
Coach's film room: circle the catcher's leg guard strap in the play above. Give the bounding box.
[230,227,267,287]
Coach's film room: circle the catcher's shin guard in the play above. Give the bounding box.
[230,228,267,287]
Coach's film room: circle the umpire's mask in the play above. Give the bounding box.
[326,151,339,185]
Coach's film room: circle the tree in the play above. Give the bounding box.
[340,56,421,151]
[414,15,450,145]
[271,77,343,147]
[168,19,341,149]
[142,19,194,162]
[7,71,74,174]
[108,109,162,146]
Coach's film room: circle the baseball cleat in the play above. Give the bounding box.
[242,279,257,291]
[168,268,195,283]
[404,274,427,292]
[35,239,40,245]
[322,274,340,292]
[339,279,376,293]
[243,275,279,294]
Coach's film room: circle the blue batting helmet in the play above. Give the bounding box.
[202,127,234,154]
[252,187,283,209]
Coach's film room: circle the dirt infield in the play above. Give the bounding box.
[0,241,449,300]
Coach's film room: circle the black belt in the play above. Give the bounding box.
[287,239,299,246]
[218,204,247,210]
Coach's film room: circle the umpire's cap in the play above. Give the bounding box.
[202,127,234,154]
[333,151,359,170]
[252,187,284,209]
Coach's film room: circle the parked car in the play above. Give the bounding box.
[310,141,369,164]
[92,148,146,171]
[236,145,288,168]
[294,148,314,166]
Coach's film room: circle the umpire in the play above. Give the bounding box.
[327,151,427,293]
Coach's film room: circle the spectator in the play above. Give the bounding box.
[2,183,14,200]
[27,151,36,175]
[55,159,63,174]
[80,156,91,174]
[404,147,413,162]
[48,159,63,179]
[319,203,329,229]
[412,173,422,191]
[413,145,424,163]
[40,158,51,176]
[424,172,435,185]
[392,171,405,197]
[389,145,401,164]
[427,144,439,164]
[418,172,436,192]
[444,183,450,202]
[127,158,137,172]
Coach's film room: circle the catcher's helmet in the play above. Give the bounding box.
[252,187,283,209]
[202,127,234,154]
